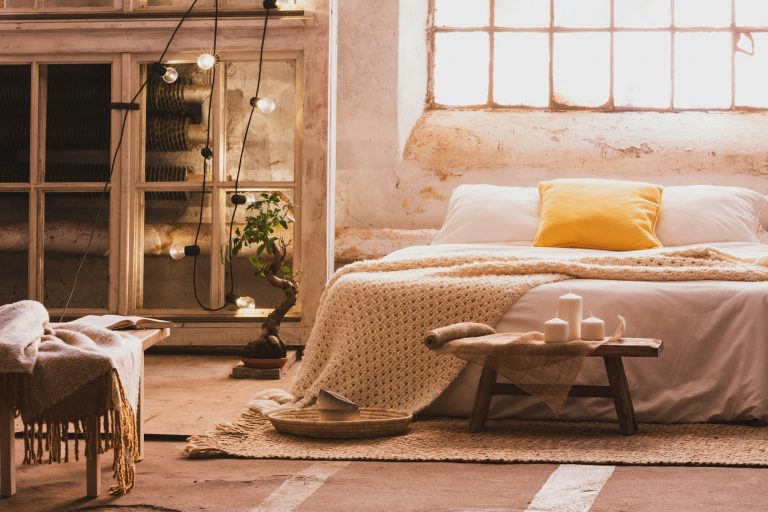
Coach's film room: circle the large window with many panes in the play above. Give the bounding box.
[431,0,768,110]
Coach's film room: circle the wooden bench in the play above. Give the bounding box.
[0,327,170,498]
[469,337,663,436]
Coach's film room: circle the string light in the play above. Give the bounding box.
[169,244,201,260]
[197,53,217,71]
[152,62,179,84]
[225,292,256,310]
[251,96,277,113]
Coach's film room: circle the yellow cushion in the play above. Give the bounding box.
[532,179,664,251]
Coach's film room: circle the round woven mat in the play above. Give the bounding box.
[186,410,768,467]
[268,408,412,439]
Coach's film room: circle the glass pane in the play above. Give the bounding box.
[142,191,212,310]
[434,32,490,106]
[736,33,768,107]
[44,192,109,310]
[0,193,28,305]
[554,0,610,27]
[3,1,34,8]
[434,0,490,27]
[225,60,296,182]
[495,0,550,28]
[615,32,671,108]
[145,0,215,7]
[226,190,295,312]
[675,0,731,27]
[736,0,768,27]
[145,63,211,182]
[494,32,549,107]
[45,64,110,182]
[615,0,672,28]
[46,0,112,6]
[674,32,732,109]
[553,32,610,107]
[0,65,30,183]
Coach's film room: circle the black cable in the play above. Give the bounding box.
[58,1,199,321]
[225,5,273,304]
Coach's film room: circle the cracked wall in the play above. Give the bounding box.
[335,1,768,262]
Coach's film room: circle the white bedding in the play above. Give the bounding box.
[383,242,768,423]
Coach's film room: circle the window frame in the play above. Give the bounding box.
[428,0,768,112]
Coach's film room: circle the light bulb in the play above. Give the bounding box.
[243,192,257,204]
[197,53,216,71]
[256,97,277,113]
[235,295,256,309]
[169,245,186,260]
[162,66,179,84]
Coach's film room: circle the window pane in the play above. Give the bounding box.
[44,192,109,310]
[144,0,215,7]
[736,33,768,107]
[495,0,550,28]
[0,193,28,305]
[615,32,671,108]
[0,65,30,183]
[674,32,732,109]
[675,0,731,27]
[434,0,489,27]
[3,1,34,8]
[554,0,610,28]
[225,61,296,182]
[494,33,549,107]
[553,32,610,107]
[226,190,295,312]
[615,0,671,28]
[145,63,210,182]
[434,32,490,106]
[45,64,110,183]
[46,0,112,6]
[142,191,212,310]
[736,0,768,27]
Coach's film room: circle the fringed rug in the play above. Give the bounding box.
[185,410,768,467]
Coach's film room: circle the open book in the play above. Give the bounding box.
[75,314,176,331]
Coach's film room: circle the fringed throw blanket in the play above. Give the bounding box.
[0,300,142,495]
[290,247,768,413]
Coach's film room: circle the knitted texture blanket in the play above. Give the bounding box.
[290,247,768,413]
[0,300,142,495]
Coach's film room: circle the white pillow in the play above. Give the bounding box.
[656,185,768,246]
[432,185,539,244]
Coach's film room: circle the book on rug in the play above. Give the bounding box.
[74,314,176,331]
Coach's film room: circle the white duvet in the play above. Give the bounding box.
[384,242,768,423]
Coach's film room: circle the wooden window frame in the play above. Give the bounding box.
[428,0,768,112]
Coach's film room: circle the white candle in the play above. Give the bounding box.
[558,291,583,341]
[581,313,605,341]
[544,316,569,343]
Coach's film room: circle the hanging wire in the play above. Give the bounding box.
[59,0,200,321]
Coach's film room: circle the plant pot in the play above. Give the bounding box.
[242,357,287,369]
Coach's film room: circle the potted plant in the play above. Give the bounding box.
[230,192,298,368]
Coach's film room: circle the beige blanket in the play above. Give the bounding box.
[291,248,768,413]
[0,300,142,495]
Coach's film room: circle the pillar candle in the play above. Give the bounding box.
[558,291,583,341]
[581,314,606,341]
[544,316,569,343]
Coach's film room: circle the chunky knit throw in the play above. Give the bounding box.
[291,247,768,413]
[0,300,142,495]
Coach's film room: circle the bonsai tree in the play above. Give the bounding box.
[230,192,298,361]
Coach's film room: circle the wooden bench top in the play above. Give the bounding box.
[589,338,663,358]
[129,328,171,351]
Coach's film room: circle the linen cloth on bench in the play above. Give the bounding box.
[0,300,142,495]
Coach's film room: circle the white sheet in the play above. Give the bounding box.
[383,242,768,422]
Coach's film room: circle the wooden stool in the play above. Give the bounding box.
[469,338,663,436]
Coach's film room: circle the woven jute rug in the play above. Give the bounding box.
[185,410,768,467]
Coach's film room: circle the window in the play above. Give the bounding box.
[430,0,768,110]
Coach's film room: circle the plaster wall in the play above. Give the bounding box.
[334,1,768,261]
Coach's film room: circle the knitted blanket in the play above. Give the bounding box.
[291,247,768,413]
[0,300,142,495]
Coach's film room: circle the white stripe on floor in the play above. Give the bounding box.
[251,461,351,512]
[525,464,615,512]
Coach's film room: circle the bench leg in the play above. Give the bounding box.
[469,365,497,433]
[0,401,15,497]
[86,420,101,498]
[603,357,638,436]
[137,354,145,461]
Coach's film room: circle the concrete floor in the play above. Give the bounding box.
[4,355,768,511]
